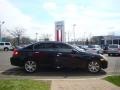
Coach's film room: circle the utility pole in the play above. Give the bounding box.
[35,33,38,42]
[67,32,70,42]
[84,32,86,45]
[73,24,76,44]
[0,21,5,42]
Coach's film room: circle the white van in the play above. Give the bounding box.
[0,42,13,51]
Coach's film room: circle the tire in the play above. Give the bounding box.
[108,54,111,56]
[24,60,38,73]
[4,47,9,51]
[87,60,101,73]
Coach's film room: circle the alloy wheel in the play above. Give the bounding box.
[88,61,101,73]
[24,60,37,73]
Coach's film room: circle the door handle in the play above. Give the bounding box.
[35,52,39,54]
[57,53,62,56]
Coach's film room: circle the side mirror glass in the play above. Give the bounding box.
[72,49,78,54]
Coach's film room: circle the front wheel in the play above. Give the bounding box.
[24,60,38,73]
[87,60,101,73]
[108,54,111,56]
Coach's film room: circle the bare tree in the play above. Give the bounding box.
[7,27,25,45]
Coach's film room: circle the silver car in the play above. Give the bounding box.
[86,45,103,54]
[108,44,120,56]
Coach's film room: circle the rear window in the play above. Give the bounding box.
[109,45,118,48]
[0,43,4,45]
[24,45,33,50]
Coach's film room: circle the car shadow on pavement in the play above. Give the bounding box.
[1,67,107,78]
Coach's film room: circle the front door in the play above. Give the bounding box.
[55,43,77,68]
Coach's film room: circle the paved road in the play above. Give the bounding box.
[0,51,120,79]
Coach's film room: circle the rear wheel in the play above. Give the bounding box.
[4,47,9,51]
[87,60,101,73]
[24,60,38,73]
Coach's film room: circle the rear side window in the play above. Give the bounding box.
[109,45,118,48]
[0,43,4,45]
[34,43,55,50]
[5,43,10,45]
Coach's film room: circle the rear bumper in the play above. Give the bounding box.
[101,60,108,69]
[108,51,120,54]
[10,57,24,67]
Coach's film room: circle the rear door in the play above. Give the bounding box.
[33,43,57,67]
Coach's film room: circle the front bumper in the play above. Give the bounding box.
[108,50,120,54]
[101,60,108,69]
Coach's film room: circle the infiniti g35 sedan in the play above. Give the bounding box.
[10,41,108,73]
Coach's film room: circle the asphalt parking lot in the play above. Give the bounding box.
[0,51,120,79]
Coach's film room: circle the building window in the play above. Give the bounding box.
[113,40,119,44]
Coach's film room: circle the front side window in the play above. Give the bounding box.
[56,43,72,49]
[5,43,10,45]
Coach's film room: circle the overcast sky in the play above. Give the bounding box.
[0,0,120,41]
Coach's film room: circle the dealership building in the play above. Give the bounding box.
[101,35,120,45]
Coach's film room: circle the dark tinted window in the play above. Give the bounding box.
[56,43,72,49]
[5,43,10,45]
[34,43,55,49]
[0,43,4,45]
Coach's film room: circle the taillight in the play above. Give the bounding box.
[12,49,21,57]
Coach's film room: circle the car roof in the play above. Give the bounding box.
[0,42,11,43]
[34,41,65,44]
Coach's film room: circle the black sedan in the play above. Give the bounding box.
[10,41,108,73]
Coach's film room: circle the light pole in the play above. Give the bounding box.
[0,21,5,42]
[73,24,76,44]
[35,33,38,42]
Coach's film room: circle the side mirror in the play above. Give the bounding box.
[72,49,78,54]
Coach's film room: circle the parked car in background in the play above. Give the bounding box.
[0,42,13,51]
[108,44,120,56]
[71,45,85,52]
[103,45,108,54]
[78,45,88,51]
[86,45,103,54]
[10,41,108,73]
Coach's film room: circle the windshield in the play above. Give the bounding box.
[109,45,119,48]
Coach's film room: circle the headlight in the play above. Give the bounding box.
[100,58,105,61]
